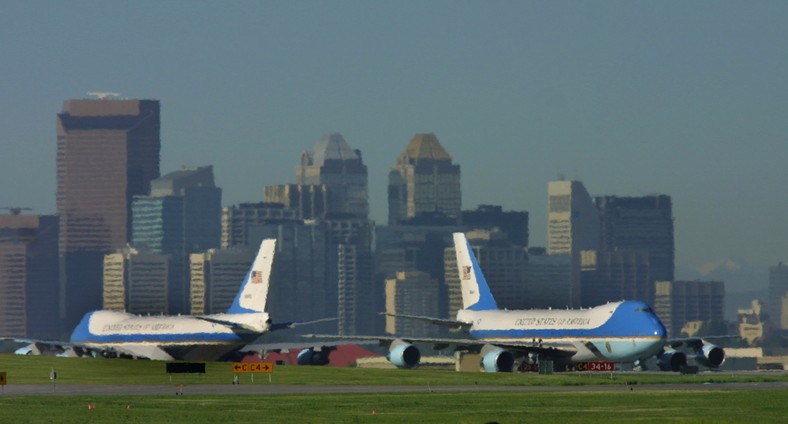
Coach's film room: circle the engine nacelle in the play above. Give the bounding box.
[297,347,331,366]
[387,339,421,369]
[480,346,514,373]
[656,349,688,372]
[694,343,725,368]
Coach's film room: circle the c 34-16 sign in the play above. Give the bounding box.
[576,361,615,372]
[232,362,274,374]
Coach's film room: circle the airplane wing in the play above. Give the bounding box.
[109,344,174,360]
[269,317,339,332]
[667,335,740,350]
[380,313,472,332]
[302,334,576,358]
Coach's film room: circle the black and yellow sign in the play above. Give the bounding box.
[232,362,274,374]
[0,372,7,385]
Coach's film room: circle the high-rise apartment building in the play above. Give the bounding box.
[769,262,788,330]
[296,133,369,219]
[547,180,599,306]
[132,166,221,313]
[0,213,59,339]
[595,195,674,286]
[57,98,160,329]
[654,280,725,338]
[388,133,461,225]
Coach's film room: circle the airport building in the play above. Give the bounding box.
[388,133,461,225]
[0,213,59,339]
[56,98,160,330]
[654,280,725,338]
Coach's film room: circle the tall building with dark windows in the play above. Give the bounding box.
[57,98,160,329]
[595,195,674,288]
[132,166,221,313]
[769,262,788,330]
[388,133,461,225]
[0,212,59,339]
[296,133,369,219]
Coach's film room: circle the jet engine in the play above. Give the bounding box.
[694,343,725,368]
[656,349,688,372]
[480,345,514,373]
[296,347,332,366]
[387,339,421,369]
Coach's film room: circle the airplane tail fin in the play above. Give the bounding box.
[453,232,498,311]
[227,238,276,314]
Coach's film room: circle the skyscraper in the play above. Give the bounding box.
[103,247,169,315]
[0,213,59,339]
[547,180,599,306]
[388,133,461,225]
[57,98,160,329]
[596,195,674,285]
[132,166,221,313]
[769,262,788,330]
[296,133,368,219]
[547,180,600,256]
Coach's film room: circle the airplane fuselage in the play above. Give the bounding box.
[70,310,271,360]
[457,300,666,363]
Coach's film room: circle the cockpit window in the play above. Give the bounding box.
[635,307,653,313]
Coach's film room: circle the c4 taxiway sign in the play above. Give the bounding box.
[232,362,274,373]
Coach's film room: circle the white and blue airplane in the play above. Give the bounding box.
[308,233,726,372]
[14,238,326,361]
[66,238,280,360]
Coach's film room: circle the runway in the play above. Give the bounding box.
[3,381,787,396]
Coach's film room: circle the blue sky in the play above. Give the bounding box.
[1,1,786,288]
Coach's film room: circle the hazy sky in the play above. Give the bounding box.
[1,1,786,286]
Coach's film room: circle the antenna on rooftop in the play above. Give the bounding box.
[87,92,121,100]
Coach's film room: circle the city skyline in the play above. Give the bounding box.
[2,2,787,287]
